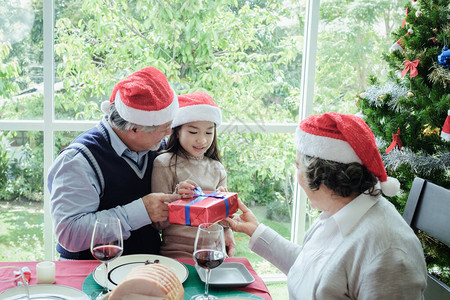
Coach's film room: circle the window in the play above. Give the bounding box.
[0,0,45,261]
[1,1,307,276]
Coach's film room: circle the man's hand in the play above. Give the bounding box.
[142,193,180,223]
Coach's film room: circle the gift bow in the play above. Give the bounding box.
[184,187,229,226]
[13,267,31,286]
[401,59,420,78]
[386,127,402,154]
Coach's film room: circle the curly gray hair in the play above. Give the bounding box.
[298,152,381,198]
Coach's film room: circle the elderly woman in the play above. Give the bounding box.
[226,112,427,300]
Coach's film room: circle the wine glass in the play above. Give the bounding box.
[191,223,225,300]
[90,217,123,299]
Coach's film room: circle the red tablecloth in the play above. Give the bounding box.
[0,258,272,299]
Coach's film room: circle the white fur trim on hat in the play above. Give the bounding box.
[115,90,178,126]
[295,127,362,164]
[171,104,222,128]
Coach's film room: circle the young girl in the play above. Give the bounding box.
[151,91,234,258]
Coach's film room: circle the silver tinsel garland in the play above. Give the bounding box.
[363,81,409,108]
[382,148,450,176]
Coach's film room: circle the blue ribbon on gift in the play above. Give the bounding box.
[184,186,229,226]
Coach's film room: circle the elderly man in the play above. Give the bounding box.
[48,67,181,259]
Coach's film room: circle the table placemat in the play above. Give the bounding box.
[82,263,264,299]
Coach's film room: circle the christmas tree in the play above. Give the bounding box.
[359,0,450,284]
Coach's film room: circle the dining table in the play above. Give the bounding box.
[0,257,272,299]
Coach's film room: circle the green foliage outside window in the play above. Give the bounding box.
[49,0,303,123]
[0,132,43,202]
[0,43,20,99]
[315,0,409,113]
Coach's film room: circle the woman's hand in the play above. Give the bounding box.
[175,180,198,199]
[224,199,260,237]
[152,220,170,231]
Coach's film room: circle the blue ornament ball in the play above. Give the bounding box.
[437,45,450,68]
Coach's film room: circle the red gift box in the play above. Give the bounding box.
[168,188,238,226]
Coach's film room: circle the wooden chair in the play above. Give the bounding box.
[403,177,450,300]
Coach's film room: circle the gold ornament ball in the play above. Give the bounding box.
[415,10,423,17]
[433,28,438,34]
[407,91,415,98]
[378,94,387,101]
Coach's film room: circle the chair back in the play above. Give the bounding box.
[403,177,450,300]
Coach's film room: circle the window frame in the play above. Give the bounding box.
[0,0,320,267]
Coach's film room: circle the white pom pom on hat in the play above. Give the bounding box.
[101,66,178,126]
[295,112,400,197]
[171,91,222,128]
[380,179,401,197]
[101,101,111,114]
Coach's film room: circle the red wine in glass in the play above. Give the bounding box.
[194,250,225,269]
[90,217,123,300]
[191,223,225,300]
[92,245,123,262]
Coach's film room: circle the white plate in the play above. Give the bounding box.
[93,254,188,290]
[195,262,255,287]
[0,284,90,299]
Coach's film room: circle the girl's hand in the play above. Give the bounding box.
[175,180,198,199]
[224,228,236,257]
[224,199,260,237]
[217,186,228,192]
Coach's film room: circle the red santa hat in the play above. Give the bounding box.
[390,38,405,53]
[295,112,400,196]
[441,110,450,142]
[101,67,178,126]
[389,29,413,53]
[171,91,222,128]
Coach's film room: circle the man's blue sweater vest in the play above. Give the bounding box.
[56,122,162,259]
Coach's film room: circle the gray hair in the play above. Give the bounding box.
[107,103,160,133]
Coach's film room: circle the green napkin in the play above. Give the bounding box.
[82,263,264,299]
